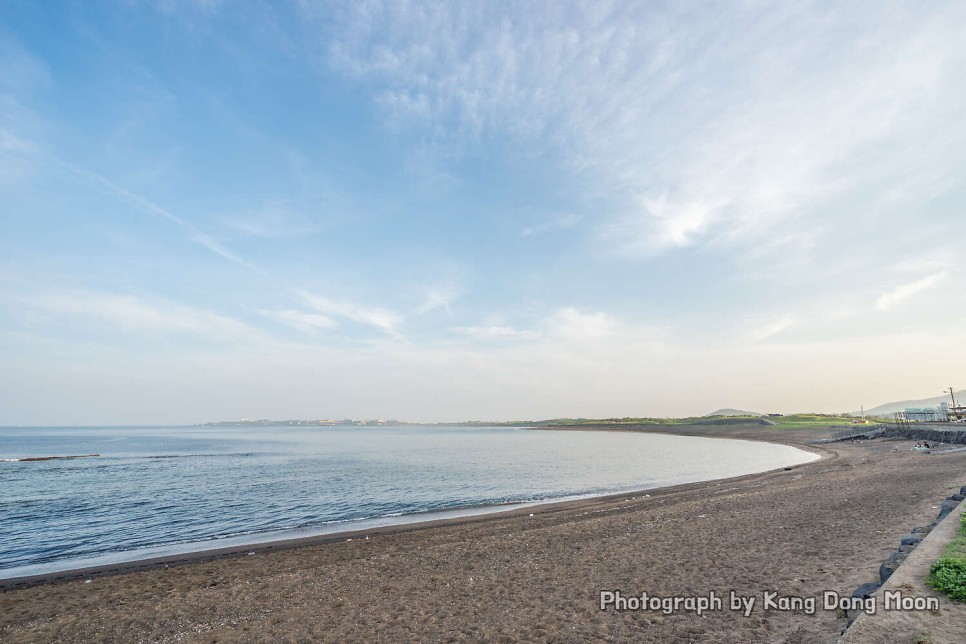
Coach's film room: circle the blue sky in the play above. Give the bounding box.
[1,1,964,424]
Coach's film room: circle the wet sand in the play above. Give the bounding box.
[2,424,965,643]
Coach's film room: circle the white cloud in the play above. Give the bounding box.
[0,129,32,152]
[149,0,224,15]
[414,281,462,315]
[259,309,337,334]
[221,205,320,238]
[520,213,581,238]
[626,196,725,252]
[599,5,966,256]
[0,128,37,186]
[296,290,402,334]
[314,2,966,261]
[453,307,614,344]
[874,271,949,311]
[546,307,613,341]
[452,325,540,340]
[0,37,49,186]
[65,166,403,338]
[28,290,260,342]
[0,36,51,92]
[70,164,256,270]
[745,315,800,343]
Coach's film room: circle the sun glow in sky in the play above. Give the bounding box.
[1,1,964,425]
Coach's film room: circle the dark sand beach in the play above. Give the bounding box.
[2,424,965,643]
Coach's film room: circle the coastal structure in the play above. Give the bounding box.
[946,387,966,421]
[897,387,966,423]
[904,407,949,422]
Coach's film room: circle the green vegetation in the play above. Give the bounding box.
[519,413,858,429]
[927,512,966,603]
[473,416,773,427]
[456,413,861,429]
[768,414,865,428]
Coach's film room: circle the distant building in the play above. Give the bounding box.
[904,407,947,422]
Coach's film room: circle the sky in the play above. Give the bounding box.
[1,1,964,425]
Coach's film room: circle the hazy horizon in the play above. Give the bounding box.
[3,388,962,428]
[2,2,964,426]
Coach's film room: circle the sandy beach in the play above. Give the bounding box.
[2,424,965,643]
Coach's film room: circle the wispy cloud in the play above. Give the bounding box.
[28,289,260,342]
[149,0,225,15]
[0,36,49,185]
[415,282,461,315]
[546,307,614,341]
[624,197,725,252]
[0,129,33,153]
[295,289,402,335]
[221,205,321,238]
[520,213,581,238]
[452,307,614,344]
[65,165,405,337]
[745,315,800,343]
[1,39,48,86]
[0,128,38,185]
[316,2,966,261]
[874,271,949,311]
[452,325,540,340]
[68,163,256,270]
[259,308,337,334]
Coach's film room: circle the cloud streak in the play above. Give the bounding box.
[294,289,402,335]
[415,282,461,315]
[27,289,261,342]
[220,205,321,238]
[875,271,949,311]
[67,163,256,269]
[259,308,337,334]
[64,164,405,337]
[746,316,801,343]
[520,213,581,238]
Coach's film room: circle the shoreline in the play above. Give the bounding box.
[0,424,825,590]
[5,423,965,643]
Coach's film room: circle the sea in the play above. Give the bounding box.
[0,425,818,580]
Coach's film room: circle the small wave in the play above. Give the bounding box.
[142,452,259,460]
[0,454,99,463]
[1,452,262,463]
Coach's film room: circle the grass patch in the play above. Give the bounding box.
[927,512,966,602]
[462,413,865,429]
[769,413,861,428]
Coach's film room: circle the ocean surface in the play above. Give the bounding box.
[0,425,818,579]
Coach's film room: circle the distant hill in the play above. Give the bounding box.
[704,408,764,417]
[856,390,964,417]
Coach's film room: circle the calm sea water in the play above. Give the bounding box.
[0,425,817,578]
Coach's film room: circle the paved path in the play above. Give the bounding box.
[840,497,966,643]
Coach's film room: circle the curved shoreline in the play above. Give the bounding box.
[8,423,965,642]
[0,424,825,590]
